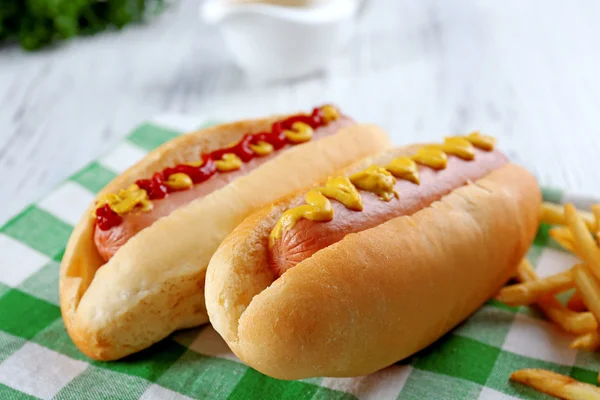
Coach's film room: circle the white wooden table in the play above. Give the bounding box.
[1,0,599,225]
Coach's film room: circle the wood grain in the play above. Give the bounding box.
[1,0,599,225]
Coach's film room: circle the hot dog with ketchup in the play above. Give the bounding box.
[93,107,355,262]
[59,105,391,361]
[205,133,541,380]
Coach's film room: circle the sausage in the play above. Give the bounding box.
[94,118,354,261]
[269,148,509,276]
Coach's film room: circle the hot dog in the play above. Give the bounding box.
[205,133,541,380]
[59,105,391,361]
[94,115,353,261]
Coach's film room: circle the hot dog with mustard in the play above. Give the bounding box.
[205,133,541,379]
[59,105,391,361]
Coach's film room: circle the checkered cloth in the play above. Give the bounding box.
[1,115,598,400]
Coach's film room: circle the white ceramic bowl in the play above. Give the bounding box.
[202,0,361,81]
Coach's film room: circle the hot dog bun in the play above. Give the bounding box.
[60,115,391,361]
[205,147,541,380]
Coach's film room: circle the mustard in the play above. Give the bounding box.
[268,176,363,247]
[439,137,476,160]
[165,173,193,190]
[318,176,363,211]
[386,156,420,184]
[411,147,448,169]
[96,184,152,215]
[349,165,398,201]
[321,105,340,124]
[186,159,204,167]
[269,133,499,248]
[284,122,313,143]
[465,131,496,151]
[250,141,274,156]
[215,153,242,172]
[269,190,334,248]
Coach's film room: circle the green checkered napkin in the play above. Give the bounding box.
[1,115,599,400]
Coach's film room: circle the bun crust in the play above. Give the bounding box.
[59,118,391,361]
[206,162,541,379]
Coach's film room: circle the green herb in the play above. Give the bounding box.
[0,0,165,51]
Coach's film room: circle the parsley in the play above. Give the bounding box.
[0,0,165,50]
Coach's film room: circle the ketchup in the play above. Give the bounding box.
[96,204,123,231]
[163,155,217,185]
[95,105,338,230]
[211,134,254,162]
[136,173,168,200]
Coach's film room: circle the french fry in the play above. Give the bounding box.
[592,204,600,241]
[510,369,600,400]
[573,264,600,322]
[508,207,600,398]
[516,258,540,282]
[570,331,600,351]
[567,291,587,312]
[496,269,575,306]
[541,202,595,230]
[535,297,597,335]
[550,227,576,253]
[514,260,597,334]
[565,204,600,283]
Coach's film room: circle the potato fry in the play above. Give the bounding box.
[550,227,576,253]
[573,264,600,322]
[570,331,600,351]
[514,260,597,334]
[593,204,600,241]
[496,269,574,306]
[516,258,539,282]
[565,204,600,282]
[509,207,600,398]
[536,297,597,335]
[567,291,587,312]
[541,202,595,230]
[510,369,600,399]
